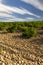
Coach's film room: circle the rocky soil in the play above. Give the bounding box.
[0,30,43,65]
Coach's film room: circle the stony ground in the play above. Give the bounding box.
[0,30,43,65]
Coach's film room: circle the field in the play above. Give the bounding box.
[0,21,43,65]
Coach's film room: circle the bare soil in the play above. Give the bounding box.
[0,30,43,65]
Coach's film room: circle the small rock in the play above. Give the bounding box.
[19,61,21,64]
[2,63,5,65]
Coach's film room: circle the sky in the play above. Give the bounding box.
[0,0,43,22]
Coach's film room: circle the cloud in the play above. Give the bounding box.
[0,12,13,17]
[0,3,40,17]
[5,17,34,22]
[0,3,34,21]
[0,1,41,21]
[0,16,34,22]
[21,0,43,11]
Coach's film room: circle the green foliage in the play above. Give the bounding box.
[6,23,19,33]
[0,24,5,30]
[22,27,37,38]
[0,26,3,30]
[6,26,16,33]
[0,21,43,34]
[19,27,28,32]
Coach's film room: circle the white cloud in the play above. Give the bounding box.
[0,3,40,17]
[0,4,34,21]
[21,8,40,18]
[0,16,34,22]
[0,13,13,17]
[0,2,40,21]
[21,0,43,11]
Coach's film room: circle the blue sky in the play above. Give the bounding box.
[0,0,43,21]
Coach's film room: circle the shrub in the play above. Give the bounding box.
[0,26,4,30]
[22,27,37,38]
[17,26,28,32]
[6,26,16,33]
[20,27,28,32]
[24,22,33,27]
